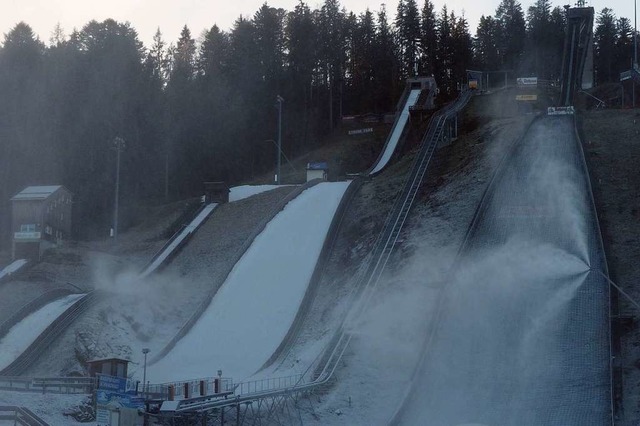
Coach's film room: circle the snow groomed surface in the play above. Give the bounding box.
[0,259,27,282]
[148,182,351,383]
[395,116,611,425]
[370,89,422,175]
[140,203,218,277]
[0,294,84,371]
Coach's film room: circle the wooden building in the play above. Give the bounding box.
[10,185,73,260]
[87,357,130,378]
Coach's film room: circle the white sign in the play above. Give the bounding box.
[14,232,41,240]
[96,407,110,426]
[547,106,575,115]
[517,77,538,86]
[348,127,374,136]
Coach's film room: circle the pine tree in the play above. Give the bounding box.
[254,4,286,84]
[317,0,346,129]
[451,14,473,89]
[373,5,398,111]
[420,0,438,76]
[436,6,454,93]
[594,8,617,83]
[495,0,526,71]
[474,16,500,70]
[615,17,633,73]
[395,0,421,77]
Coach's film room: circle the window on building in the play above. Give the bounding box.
[20,224,36,232]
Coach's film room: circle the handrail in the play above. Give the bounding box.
[0,377,95,394]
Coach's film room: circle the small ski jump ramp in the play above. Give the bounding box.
[140,203,218,278]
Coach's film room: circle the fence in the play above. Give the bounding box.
[0,377,95,394]
[0,406,48,426]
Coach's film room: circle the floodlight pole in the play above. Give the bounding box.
[142,348,150,396]
[633,0,638,70]
[276,96,284,185]
[112,137,125,240]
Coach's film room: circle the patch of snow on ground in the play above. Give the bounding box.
[0,294,84,370]
[148,182,351,383]
[229,185,293,202]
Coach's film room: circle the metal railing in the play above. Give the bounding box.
[0,377,95,394]
[233,374,303,395]
[145,377,234,400]
[0,406,49,425]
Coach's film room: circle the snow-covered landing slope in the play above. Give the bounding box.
[148,182,350,383]
[0,294,84,371]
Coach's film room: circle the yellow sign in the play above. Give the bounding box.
[516,94,538,101]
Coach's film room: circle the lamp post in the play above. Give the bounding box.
[275,95,284,185]
[635,0,638,69]
[112,137,125,240]
[142,348,150,397]
[635,0,638,107]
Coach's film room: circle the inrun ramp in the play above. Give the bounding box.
[140,203,217,277]
[370,89,422,174]
[395,116,611,425]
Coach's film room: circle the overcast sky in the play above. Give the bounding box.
[1,0,634,48]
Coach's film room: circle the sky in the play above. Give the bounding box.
[0,0,635,48]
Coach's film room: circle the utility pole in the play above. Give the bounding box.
[276,95,284,185]
[635,0,638,107]
[142,348,150,396]
[112,137,125,240]
[633,0,638,70]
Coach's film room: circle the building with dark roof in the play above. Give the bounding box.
[10,185,73,260]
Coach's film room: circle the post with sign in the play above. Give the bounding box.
[96,374,144,426]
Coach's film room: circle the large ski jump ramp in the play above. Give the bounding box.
[394,116,611,425]
[370,89,422,175]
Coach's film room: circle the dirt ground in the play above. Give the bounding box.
[581,109,640,425]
